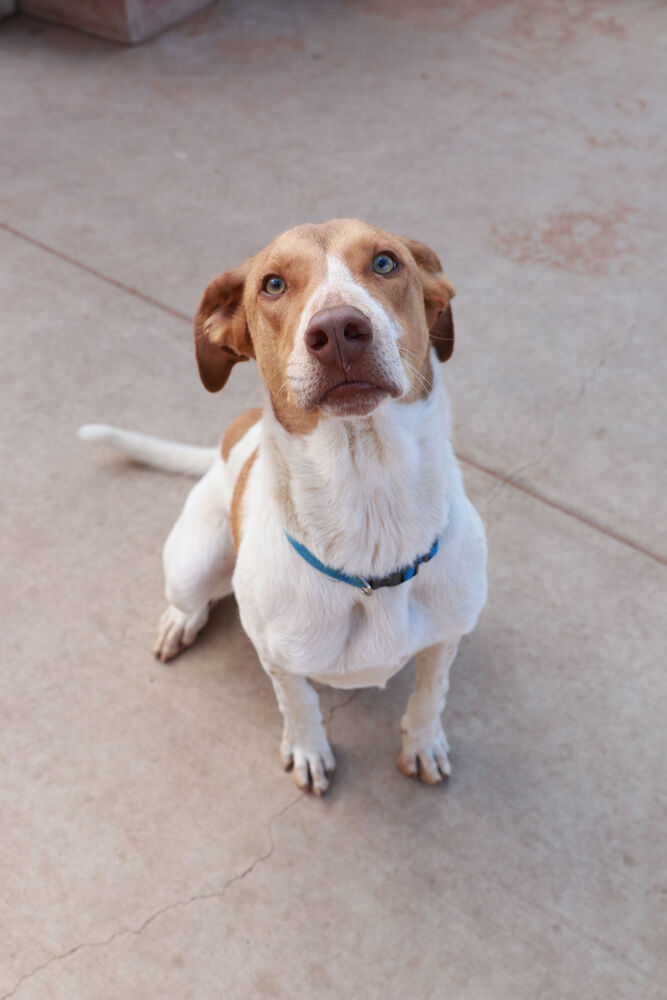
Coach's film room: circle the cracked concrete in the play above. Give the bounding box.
[4,691,363,999]
[1,1,666,997]
[479,346,620,526]
[481,266,655,528]
[4,686,359,999]
[1,795,305,1000]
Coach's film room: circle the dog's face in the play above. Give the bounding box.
[194,219,455,431]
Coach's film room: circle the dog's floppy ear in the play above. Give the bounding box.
[402,238,456,362]
[194,260,255,392]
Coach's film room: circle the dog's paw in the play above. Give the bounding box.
[153,604,209,662]
[280,737,336,797]
[397,725,451,785]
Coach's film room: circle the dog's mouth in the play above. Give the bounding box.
[319,378,399,417]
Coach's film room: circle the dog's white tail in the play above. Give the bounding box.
[78,424,217,477]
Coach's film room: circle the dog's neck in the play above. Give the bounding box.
[262,363,455,577]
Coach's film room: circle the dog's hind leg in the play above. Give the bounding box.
[154,456,235,662]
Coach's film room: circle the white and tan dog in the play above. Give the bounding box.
[80,219,487,795]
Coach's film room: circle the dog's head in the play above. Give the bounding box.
[194,219,455,431]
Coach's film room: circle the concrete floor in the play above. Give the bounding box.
[1,1,666,997]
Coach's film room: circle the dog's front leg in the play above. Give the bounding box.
[263,663,336,796]
[398,638,460,785]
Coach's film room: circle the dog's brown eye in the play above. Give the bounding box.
[263,275,287,296]
[372,253,397,275]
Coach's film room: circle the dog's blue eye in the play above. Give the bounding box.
[372,253,397,275]
[263,275,287,296]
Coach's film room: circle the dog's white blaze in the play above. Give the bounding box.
[286,252,410,402]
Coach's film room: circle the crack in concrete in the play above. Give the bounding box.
[325,690,360,726]
[2,691,364,998]
[0,793,304,1000]
[482,279,647,525]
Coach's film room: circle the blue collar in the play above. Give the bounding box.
[285,532,440,596]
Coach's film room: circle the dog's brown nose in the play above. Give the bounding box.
[304,305,373,369]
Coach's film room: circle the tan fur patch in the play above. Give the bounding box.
[230,448,258,552]
[221,407,262,462]
[244,228,329,435]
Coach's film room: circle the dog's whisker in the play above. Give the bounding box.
[399,354,430,391]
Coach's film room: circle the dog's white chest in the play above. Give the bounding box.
[309,587,436,689]
[235,548,457,690]
[233,378,487,693]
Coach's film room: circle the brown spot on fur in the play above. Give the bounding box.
[221,407,262,461]
[492,206,636,276]
[230,448,258,552]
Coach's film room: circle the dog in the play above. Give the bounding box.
[80,218,487,795]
